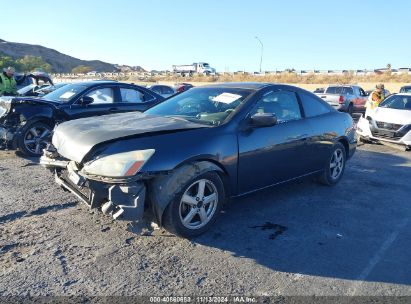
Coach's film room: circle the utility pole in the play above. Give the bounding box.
[255,36,263,73]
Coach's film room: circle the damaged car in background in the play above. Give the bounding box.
[0,81,163,156]
[15,71,54,97]
[41,83,356,237]
[357,93,411,150]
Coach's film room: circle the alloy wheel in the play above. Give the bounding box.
[330,148,344,180]
[179,179,218,230]
[24,126,51,155]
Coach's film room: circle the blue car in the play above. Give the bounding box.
[41,83,356,237]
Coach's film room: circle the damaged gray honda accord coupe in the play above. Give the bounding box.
[41,83,356,237]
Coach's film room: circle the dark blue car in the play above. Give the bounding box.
[0,81,164,156]
[41,83,356,237]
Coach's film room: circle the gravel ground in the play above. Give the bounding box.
[0,143,411,297]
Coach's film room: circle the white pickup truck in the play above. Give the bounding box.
[172,62,216,76]
[316,85,368,114]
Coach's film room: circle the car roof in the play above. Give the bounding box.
[200,82,273,90]
[327,84,358,87]
[149,84,172,88]
[69,80,128,87]
[395,93,411,96]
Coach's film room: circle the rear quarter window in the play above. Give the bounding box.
[299,91,333,117]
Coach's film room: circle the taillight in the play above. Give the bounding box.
[338,95,345,104]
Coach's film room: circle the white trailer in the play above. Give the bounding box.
[172,62,216,76]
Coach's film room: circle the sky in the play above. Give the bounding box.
[1,0,410,72]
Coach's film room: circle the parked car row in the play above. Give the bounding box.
[0,81,164,155]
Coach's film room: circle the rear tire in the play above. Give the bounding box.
[18,121,52,157]
[163,171,225,238]
[347,103,353,115]
[318,142,346,186]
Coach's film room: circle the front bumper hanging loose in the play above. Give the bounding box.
[43,155,147,222]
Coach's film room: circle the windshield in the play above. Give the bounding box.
[400,87,411,93]
[202,63,210,67]
[145,87,253,125]
[43,84,87,103]
[379,95,411,110]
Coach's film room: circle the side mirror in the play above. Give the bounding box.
[250,113,277,127]
[79,96,94,105]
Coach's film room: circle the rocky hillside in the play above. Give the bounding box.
[0,38,119,73]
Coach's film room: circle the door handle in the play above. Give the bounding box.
[108,108,119,112]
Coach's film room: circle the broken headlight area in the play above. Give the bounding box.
[55,165,147,222]
[42,148,156,222]
[0,125,17,148]
[80,149,155,178]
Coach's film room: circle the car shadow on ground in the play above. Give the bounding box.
[193,148,411,286]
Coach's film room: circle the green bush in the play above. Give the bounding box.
[0,54,52,73]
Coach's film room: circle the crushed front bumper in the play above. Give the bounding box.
[0,125,16,146]
[356,116,411,146]
[42,156,146,221]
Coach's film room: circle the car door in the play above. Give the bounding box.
[116,86,160,112]
[297,91,336,171]
[237,89,313,194]
[64,85,117,120]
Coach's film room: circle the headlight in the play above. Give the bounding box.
[81,149,155,178]
[0,107,6,118]
[0,97,13,117]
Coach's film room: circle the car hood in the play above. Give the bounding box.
[372,107,411,125]
[52,112,210,163]
[0,96,60,108]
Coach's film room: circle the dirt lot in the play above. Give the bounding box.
[0,143,411,297]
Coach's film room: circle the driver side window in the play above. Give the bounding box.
[86,87,114,104]
[251,91,302,123]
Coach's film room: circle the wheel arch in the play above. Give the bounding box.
[15,117,55,156]
[14,116,55,145]
[24,116,55,128]
[148,160,229,226]
[337,137,349,157]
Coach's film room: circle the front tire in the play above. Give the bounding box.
[163,171,225,238]
[18,121,52,156]
[318,142,346,186]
